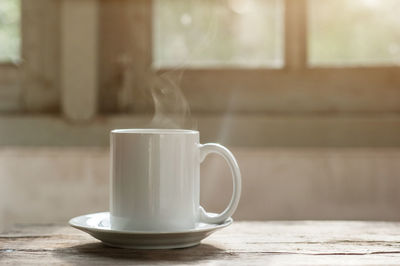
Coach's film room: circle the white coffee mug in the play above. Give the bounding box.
[110,129,241,232]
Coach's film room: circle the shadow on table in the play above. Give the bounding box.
[55,242,236,264]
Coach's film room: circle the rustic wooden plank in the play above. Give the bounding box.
[61,0,99,121]
[99,0,152,113]
[2,222,400,265]
[0,64,21,112]
[284,0,307,70]
[21,0,60,112]
[1,114,400,147]
[178,67,400,113]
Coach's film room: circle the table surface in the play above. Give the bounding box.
[2,221,400,265]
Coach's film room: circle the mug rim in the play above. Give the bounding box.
[111,128,199,135]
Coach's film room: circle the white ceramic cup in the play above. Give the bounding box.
[110,129,241,232]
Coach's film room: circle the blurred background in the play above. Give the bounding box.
[1,0,400,231]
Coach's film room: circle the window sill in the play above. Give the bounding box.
[1,113,400,147]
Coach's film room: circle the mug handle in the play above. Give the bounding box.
[198,143,242,224]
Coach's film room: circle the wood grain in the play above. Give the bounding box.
[21,0,60,112]
[61,0,99,121]
[2,221,400,265]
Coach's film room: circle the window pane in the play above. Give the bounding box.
[153,0,283,68]
[309,0,400,66]
[0,0,20,62]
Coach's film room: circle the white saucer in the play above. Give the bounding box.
[69,212,232,249]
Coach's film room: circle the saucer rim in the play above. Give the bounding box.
[69,211,233,235]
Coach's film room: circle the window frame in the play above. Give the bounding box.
[2,0,400,114]
[0,0,400,148]
[106,0,400,114]
[0,0,61,113]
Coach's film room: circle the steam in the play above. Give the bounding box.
[150,70,196,129]
[148,1,221,130]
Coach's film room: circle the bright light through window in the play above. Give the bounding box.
[153,0,284,68]
[0,0,20,63]
[309,0,400,66]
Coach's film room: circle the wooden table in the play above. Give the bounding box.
[2,221,400,265]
